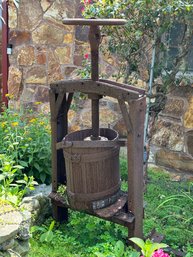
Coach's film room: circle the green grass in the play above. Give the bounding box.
[30,212,128,257]
[29,159,193,256]
[144,167,193,249]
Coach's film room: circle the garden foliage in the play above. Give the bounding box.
[82,0,193,89]
[0,107,51,191]
[130,237,169,257]
[29,166,193,257]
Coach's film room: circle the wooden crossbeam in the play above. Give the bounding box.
[118,99,133,133]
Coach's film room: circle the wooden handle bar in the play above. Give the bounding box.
[63,18,127,26]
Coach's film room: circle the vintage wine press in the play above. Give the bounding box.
[49,19,146,239]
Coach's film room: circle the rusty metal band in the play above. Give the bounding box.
[56,139,126,150]
[67,182,121,202]
[92,190,121,210]
[60,140,121,148]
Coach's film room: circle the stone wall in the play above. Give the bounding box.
[151,86,193,174]
[8,0,117,112]
[0,200,30,257]
[8,0,78,111]
[0,185,51,257]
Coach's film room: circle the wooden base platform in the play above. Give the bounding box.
[49,191,135,228]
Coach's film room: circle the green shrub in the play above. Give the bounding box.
[0,153,37,205]
[0,107,51,184]
[82,0,193,89]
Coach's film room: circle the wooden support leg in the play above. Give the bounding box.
[127,96,146,239]
[50,89,68,222]
[52,204,68,222]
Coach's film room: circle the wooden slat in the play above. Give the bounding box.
[113,212,135,225]
[50,192,68,207]
[94,193,127,218]
[50,80,140,101]
[100,79,145,95]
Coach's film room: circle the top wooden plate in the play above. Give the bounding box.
[63,18,127,26]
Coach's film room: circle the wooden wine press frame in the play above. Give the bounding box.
[49,19,146,239]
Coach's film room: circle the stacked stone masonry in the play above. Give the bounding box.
[8,0,118,112]
[151,87,193,173]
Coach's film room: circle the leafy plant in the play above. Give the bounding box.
[184,244,193,257]
[77,53,91,79]
[57,184,69,204]
[0,154,37,205]
[57,185,67,196]
[95,240,140,257]
[31,220,55,243]
[0,107,51,184]
[73,53,91,108]
[129,238,169,257]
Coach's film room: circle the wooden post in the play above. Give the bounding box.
[50,89,68,222]
[89,25,101,140]
[127,96,146,239]
[2,0,8,108]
